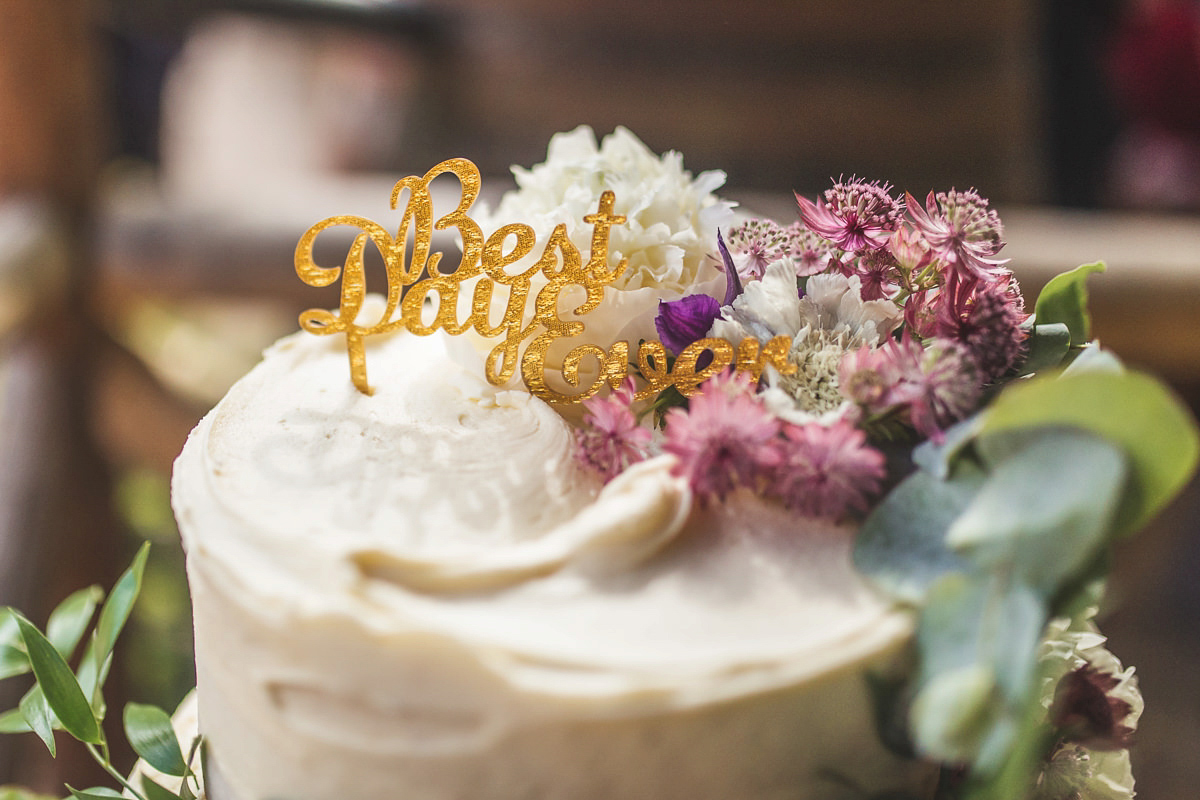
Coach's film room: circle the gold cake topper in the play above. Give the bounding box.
[294,158,795,403]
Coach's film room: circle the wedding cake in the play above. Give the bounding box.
[171,127,1190,800]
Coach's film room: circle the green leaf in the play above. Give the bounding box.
[979,370,1200,535]
[1033,262,1105,346]
[15,615,101,745]
[46,586,103,662]
[950,431,1127,597]
[1061,342,1123,376]
[89,543,150,697]
[65,787,123,800]
[0,644,30,681]
[141,776,184,800]
[854,465,984,604]
[18,686,56,757]
[911,574,1048,774]
[0,609,18,648]
[0,708,32,734]
[124,703,187,777]
[1016,323,1070,376]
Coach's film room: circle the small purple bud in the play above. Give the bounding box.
[655,294,721,356]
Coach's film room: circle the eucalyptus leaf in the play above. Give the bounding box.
[46,586,103,662]
[911,416,983,480]
[124,703,187,777]
[1061,343,1123,376]
[90,543,150,694]
[855,465,984,604]
[1016,323,1070,376]
[15,615,101,745]
[18,686,56,757]
[141,775,184,800]
[0,708,31,734]
[1033,262,1105,346]
[910,663,999,764]
[950,432,1127,597]
[0,644,30,681]
[979,370,1199,535]
[65,787,123,800]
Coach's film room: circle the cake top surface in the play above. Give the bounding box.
[177,317,910,703]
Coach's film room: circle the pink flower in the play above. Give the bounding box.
[775,419,886,520]
[663,371,782,502]
[725,219,791,282]
[934,278,1029,383]
[852,248,901,301]
[796,177,904,253]
[575,378,653,482]
[905,188,1009,285]
[786,221,835,277]
[839,334,980,440]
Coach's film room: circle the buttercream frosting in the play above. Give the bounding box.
[173,318,932,800]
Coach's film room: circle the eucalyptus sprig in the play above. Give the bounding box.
[0,544,203,800]
[853,263,1200,800]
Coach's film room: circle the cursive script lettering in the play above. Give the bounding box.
[295,158,796,401]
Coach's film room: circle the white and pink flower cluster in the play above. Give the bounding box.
[574,176,1030,521]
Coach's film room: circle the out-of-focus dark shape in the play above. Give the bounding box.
[1108,0,1200,210]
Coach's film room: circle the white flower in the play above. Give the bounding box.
[1031,615,1143,800]
[473,126,736,374]
[709,262,902,422]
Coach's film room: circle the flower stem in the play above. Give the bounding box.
[86,741,152,800]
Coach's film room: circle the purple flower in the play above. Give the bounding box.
[775,419,886,520]
[655,294,722,356]
[905,188,1009,285]
[575,377,653,483]
[796,177,904,253]
[663,371,782,502]
[1050,664,1137,751]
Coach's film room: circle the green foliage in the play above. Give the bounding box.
[15,615,102,745]
[0,544,203,800]
[1032,262,1105,346]
[855,323,1200,799]
[1016,323,1070,376]
[980,370,1200,536]
[124,703,187,777]
[46,588,104,662]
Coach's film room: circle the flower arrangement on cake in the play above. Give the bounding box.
[1,126,1197,800]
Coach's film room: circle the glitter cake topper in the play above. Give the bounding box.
[294,158,795,402]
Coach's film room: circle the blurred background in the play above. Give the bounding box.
[1,0,1199,795]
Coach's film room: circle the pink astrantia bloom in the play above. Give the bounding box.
[906,188,1009,285]
[725,219,792,282]
[663,371,782,502]
[796,177,904,253]
[785,221,834,277]
[575,377,653,483]
[839,334,980,440]
[775,419,886,520]
[934,278,1029,383]
[853,248,901,301]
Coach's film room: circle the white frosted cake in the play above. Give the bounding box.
[173,324,931,800]
[172,127,1178,800]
